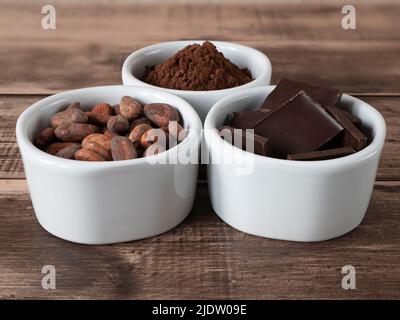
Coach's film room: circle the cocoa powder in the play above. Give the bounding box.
[143,41,252,91]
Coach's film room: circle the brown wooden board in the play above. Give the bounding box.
[1,1,398,43]
[0,41,399,95]
[0,0,399,94]
[0,180,399,299]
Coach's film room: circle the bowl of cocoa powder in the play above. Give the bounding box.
[122,41,271,121]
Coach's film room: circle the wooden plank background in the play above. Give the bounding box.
[0,0,399,299]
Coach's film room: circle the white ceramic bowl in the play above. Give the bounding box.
[16,86,202,245]
[122,40,272,121]
[204,86,386,242]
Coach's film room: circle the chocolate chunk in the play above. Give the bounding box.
[328,106,362,127]
[260,79,343,110]
[219,126,272,156]
[287,147,356,161]
[227,110,269,130]
[325,105,367,151]
[252,91,343,158]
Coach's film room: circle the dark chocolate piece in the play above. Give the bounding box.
[252,91,343,158]
[287,147,356,161]
[328,106,362,127]
[260,79,343,110]
[219,126,271,156]
[227,110,269,130]
[325,105,367,151]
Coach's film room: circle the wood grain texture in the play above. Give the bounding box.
[0,1,399,94]
[1,95,399,180]
[0,180,399,299]
[1,0,399,44]
[1,41,400,94]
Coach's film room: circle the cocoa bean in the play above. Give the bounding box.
[103,129,119,139]
[128,123,152,148]
[46,142,75,155]
[55,123,99,142]
[129,116,152,131]
[37,97,183,162]
[85,111,111,126]
[83,141,112,160]
[111,136,138,161]
[91,103,113,115]
[82,133,112,151]
[140,128,167,148]
[107,115,129,134]
[51,108,88,127]
[143,103,179,127]
[75,149,107,161]
[55,143,81,159]
[35,127,56,149]
[119,96,142,120]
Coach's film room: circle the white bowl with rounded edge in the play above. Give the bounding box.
[204,86,386,242]
[121,40,272,122]
[16,86,202,245]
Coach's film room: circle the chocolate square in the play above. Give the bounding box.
[260,79,343,110]
[325,105,367,151]
[327,106,362,127]
[253,91,343,158]
[227,110,269,130]
[219,126,272,156]
[287,147,356,161]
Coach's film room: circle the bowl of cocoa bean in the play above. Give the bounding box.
[122,40,272,121]
[16,85,202,244]
[204,80,386,242]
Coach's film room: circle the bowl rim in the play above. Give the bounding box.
[16,85,202,170]
[121,40,272,95]
[204,86,387,168]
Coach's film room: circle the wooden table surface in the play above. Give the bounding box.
[0,0,399,299]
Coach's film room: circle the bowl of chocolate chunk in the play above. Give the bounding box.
[204,79,386,242]
[16,85,202,244]
[122,40,271,121]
